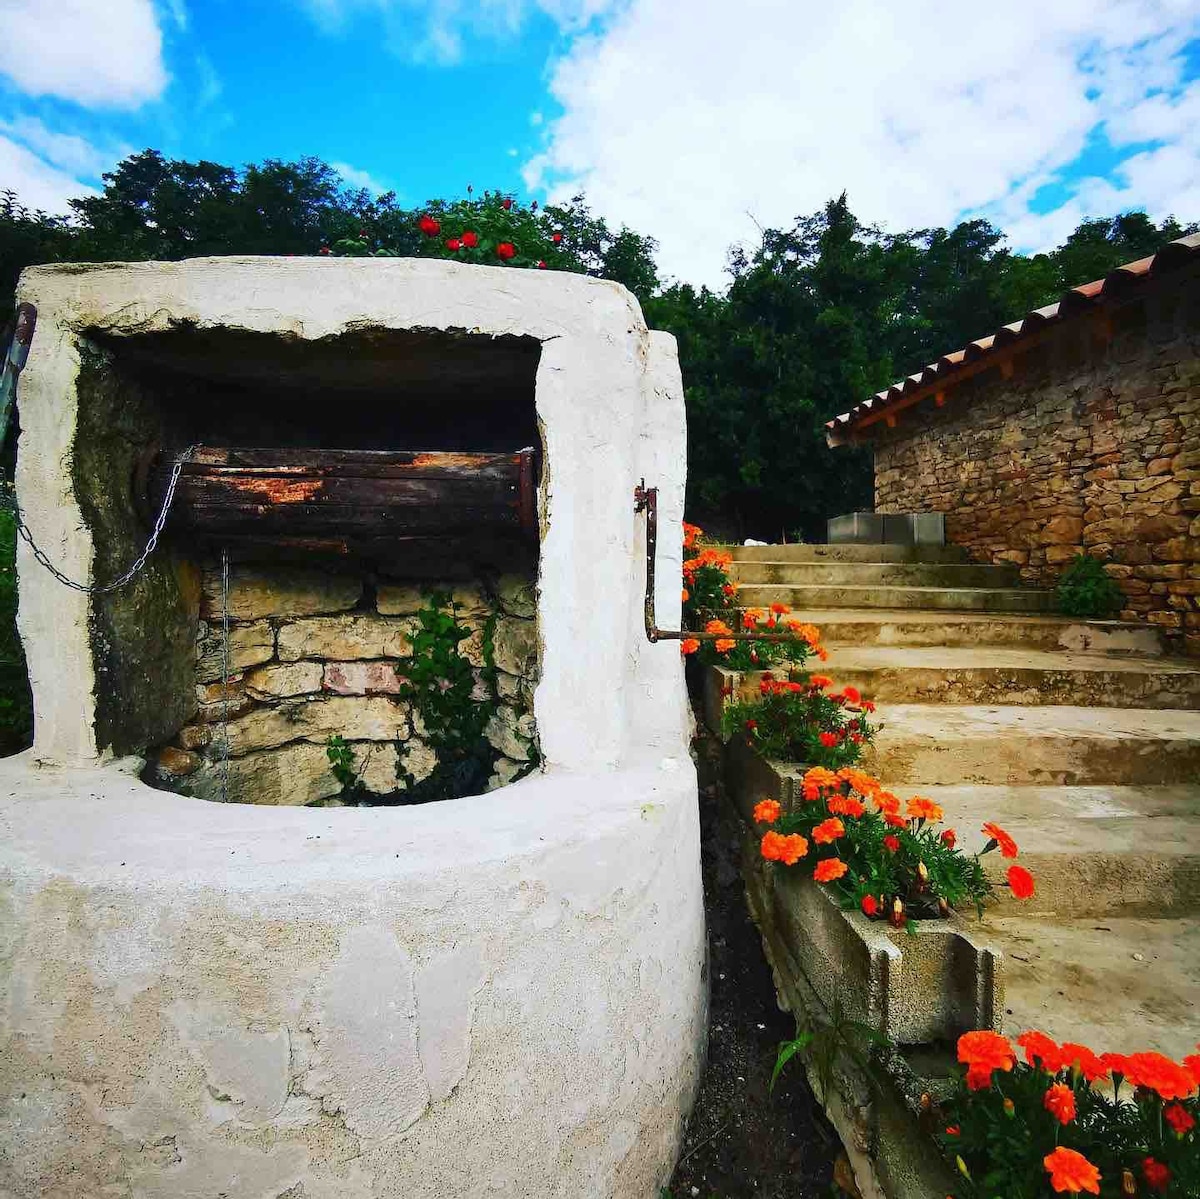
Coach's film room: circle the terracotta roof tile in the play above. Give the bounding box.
[827,231,1200,444]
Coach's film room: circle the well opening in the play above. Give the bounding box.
[72,324,543,806]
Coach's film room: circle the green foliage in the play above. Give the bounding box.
[0,508,31,755]
[770,998,886,1102]
[722,677,876,770]
[1056,553,1125,619]
[944,1043,1200,1198]
[324,734,360,798]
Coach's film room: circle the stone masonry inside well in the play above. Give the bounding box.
[71,321,544,802]
[872,273,1200,650]
[152,563,540,805]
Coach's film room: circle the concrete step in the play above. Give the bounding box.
[727,609,1166,655]
[718,543,971,564]
[985,914,1200,1063]
[821,646,1200,710]
[860,704,1200,786]
[913,784,1200,916]
[733,583,1056,613]
[730,561,1023,588]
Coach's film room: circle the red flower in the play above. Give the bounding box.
[941,828,956,848]
[982,821,1019,858]
[496,242,516,260]
[446,238,462,251]
[418,214,440,236]
[1142,1158,1171,1193]
[1043,1083,1076,1125]
[812,817,845,845]
[1007,865,1035,899]
[537,260,547,269]
[958,1031,1016,1083]
[502,197,513,210]
[319,246,331,255]
[461,229,479,247]
[860,894,878,917]
[745,719,757,732]
[1018,1030,1063,1073]
[883,835,900,853]
[552,231,563,243]
[813,857,847,883]
[818,731,839,748]
[1044,1147,1101,1194]
[945,1125,960,1137]
[1165,1102,1195,1135]
[1059,1042,1108,1083]
[680,638,699,656]
[841,685,862,704]
[1124,1052,1198,1100]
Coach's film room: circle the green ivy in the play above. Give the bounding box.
[1055,553,1125,619]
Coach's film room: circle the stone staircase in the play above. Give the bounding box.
[724,542,1200,1066]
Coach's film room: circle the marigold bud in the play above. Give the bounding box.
[1122,1168,1136,1196]
[956,1156,971,1180]
[1002,1097,1015,1118]
[889,897,905,928]
[937,897,951,919]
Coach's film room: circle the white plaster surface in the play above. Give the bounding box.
[2,259,705,1197]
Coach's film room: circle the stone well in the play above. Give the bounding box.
[0,258,706,1198]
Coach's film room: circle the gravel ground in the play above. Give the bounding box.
[664,719,843,1198]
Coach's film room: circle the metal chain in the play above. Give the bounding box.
[3,446,197,595]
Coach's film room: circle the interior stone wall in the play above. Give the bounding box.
[151,563,540,804]
[872,273,1200,649]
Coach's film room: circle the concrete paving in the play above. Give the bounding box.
[735,582,1056,612]
[733,561,1022,588]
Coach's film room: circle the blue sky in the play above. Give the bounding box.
[2,0,1198,287]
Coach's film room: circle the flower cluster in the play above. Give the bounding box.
[753,766,1035,922]
[680,523,824,670]
[946,1029,1199,1197]
[724,674,877,771]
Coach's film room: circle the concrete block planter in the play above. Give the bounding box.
[728,739,1004,1046]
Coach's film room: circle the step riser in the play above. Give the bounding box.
[862,737,1200,787]
[720,544,971,564]
[731,562,1023,587]
[726,613,1167,655]
[829,666,1200,711]
[734,585,1056,613]
[985,855,1200,917]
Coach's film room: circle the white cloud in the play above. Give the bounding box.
[0,115,125,178]
[0,135,96,213]
[0,0,168,108]
[298,0,615,65]
[333,161,390,193]
[525,0,1200,285]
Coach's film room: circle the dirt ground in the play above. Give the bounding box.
[664,721,842,1198]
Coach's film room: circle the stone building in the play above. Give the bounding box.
[827,233,1200,651]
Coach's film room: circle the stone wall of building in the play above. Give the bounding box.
[151,563,540,804]
[873,277,1200,650]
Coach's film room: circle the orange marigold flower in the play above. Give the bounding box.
[1184,1052,1200,1086]
[1043,1083,1076,1125]
[1007,865,1035,899]
[753,799,782,824]
[1059,1043,1108,1083]
[827,794,866,818]
[705,618,732,636]
[1164,1102,1195,1135]
[680,638,700,656]
[1124,1052,1198,1100]
[958,1031,1016,1089]
[813,857,847,883]
[783,621,822,648]
[1142,1158,1171,1194]
[723,583,737,596]
[802,766,839,792]
[817,647,829,661]
[760,831,787,861]
[715,638,735,653]
[812,817,845,844]
[1100,1052,1136,1082]
[682,521,702,549]
[883,834,900,853]
[841,685,862,705]
[941,828,957,848]
[681,588,690,603]
[1018,1030,1063,1073]
[873,790,901,815]
[860,894,879,916]
[907,796,944,822]
[769,601,790,615]
[982,821,1019,858]
[1044,1147,1101,1195]
[884,812,907,829]
[809,674,833,689]
[777,833,809,866]
[837,767,881,797]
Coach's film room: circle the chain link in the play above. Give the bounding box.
[2,446,197,595]
[219,546,231,804]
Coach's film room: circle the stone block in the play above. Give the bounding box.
[193,679,256,723]
[493,617,538,679]
[1040,515,1083,544]
[485,706,537,761]
[178,724,212,751]
[196,620,275,684]
[375,583,426,615]
[157,746,200,778]
[323,661,406,695]
[401,741,438,784]
[189,740,341,805]
[277,614,413,662]
[1044,543,1082,565]
[223,696,408,756]
[497,573,537,618]
[486,756,527,791]
[353,741,401,794]
[244,662,325,699]
[201,567,361,620]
